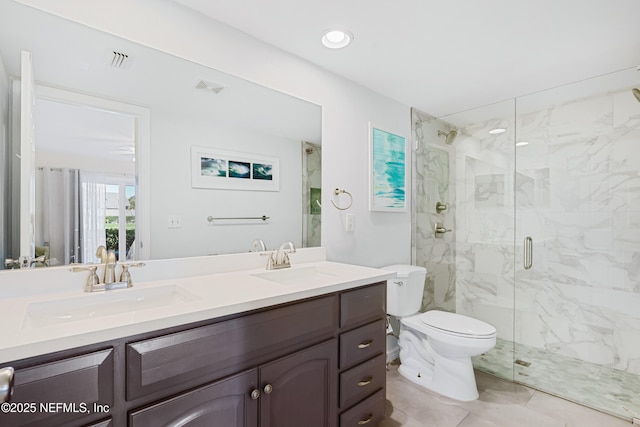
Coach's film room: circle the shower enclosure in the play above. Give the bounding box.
[412,67,640,421]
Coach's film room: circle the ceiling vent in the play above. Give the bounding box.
[109,50,131,69]
[195,79,226,94]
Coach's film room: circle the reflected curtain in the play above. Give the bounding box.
[79,170,107,264]
[35,167,79,265]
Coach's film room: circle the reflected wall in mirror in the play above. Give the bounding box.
[0,0,322,269]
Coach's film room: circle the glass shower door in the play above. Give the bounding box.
[513,68,640,420]
[434,100,518,383]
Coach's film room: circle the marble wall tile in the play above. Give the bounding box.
[302,142,321,247]
[412,109,456,313]
[417,87,640,382]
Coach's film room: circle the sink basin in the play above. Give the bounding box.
[22,285,200,329]
[252,265,338,285]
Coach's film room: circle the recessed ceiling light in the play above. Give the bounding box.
[515,141,529,147]
[321,29,353,49]
[488,128,506,134]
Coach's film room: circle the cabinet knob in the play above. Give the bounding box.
[357,377,373,387]
[250,389,260,400]
[0,367,14,403]
[358,414,373,425]
[357,340,373,349]
[263,383,273,395]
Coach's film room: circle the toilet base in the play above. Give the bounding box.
[386,335,400,363]
[397,361,479,401]
[398,329,481,401]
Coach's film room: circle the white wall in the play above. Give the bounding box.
[17,0,412,267]
[150,109,302,258]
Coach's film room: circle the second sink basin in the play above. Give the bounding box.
[251,265,338,285]
[22,284,200,329]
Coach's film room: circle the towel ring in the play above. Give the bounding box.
[331,188,353,210]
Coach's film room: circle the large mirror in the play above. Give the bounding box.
[0,0,322,269]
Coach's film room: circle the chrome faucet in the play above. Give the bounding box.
[71,262,145,292]
[71,246,145,292]
[104,250,117,284]
[3,255,47,269]
[266,241,296,270]
[252,239,267,252]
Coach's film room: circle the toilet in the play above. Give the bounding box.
[382,264,497,401]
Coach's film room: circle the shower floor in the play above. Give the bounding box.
[473,338,640,421]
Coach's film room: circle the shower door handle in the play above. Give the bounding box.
[524,237,533,269]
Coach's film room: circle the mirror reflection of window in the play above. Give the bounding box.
[105,180,136,261]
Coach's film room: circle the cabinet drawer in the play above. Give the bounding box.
[85,419,112,427]
[127,295,338,400]
[339,319,385,369]
[129,369,258,427]
[340,283,386,329]
[339,388,385,427]
[0,349,113,427]
[340,354,385,409]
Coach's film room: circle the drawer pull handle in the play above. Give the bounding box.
[0,367,14,403]
[250,389,260,400]
[357,340,373,349]
[263,383,273,395]
[357,377,373,387]
[358,414,373,425]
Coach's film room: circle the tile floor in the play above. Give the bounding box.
[473,338,640,420]
[381,363,633,427]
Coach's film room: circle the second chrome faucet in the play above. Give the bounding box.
[266,241,296,270]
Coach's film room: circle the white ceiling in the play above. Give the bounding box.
[174,0,640,118]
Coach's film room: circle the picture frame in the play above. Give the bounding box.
[369,123,409,212]
[191,146,279,191]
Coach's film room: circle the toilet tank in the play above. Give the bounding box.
[382,265,427,316]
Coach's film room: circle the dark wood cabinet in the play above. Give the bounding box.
[129,340,337,427]
[1,281,386,427]
[126,295,338,401]
[129,369,258,427]
[337,284,387,427]
[259,339,337,427]
[0,349,113,427]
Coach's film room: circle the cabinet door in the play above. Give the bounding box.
[129,369,258,427]
[0,349,113,427]
[259,339,337,427]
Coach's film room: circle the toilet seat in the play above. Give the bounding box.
[403,310,496,339]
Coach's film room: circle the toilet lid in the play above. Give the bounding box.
[419,311,496,337]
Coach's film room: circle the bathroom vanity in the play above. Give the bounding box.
[0,251,392,427]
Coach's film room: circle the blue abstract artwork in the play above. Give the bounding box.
[370,126,407,211]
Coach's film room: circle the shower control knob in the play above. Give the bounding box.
[434,222,452,236]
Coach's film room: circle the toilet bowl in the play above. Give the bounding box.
[382,265,497,401]
[398,310,496,401]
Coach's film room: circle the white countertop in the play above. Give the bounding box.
[0,251,394,364]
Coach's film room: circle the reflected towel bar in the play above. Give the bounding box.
[207,215,270,222]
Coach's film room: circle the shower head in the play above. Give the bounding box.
[437,129,458,145]
[633,88,640,102]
